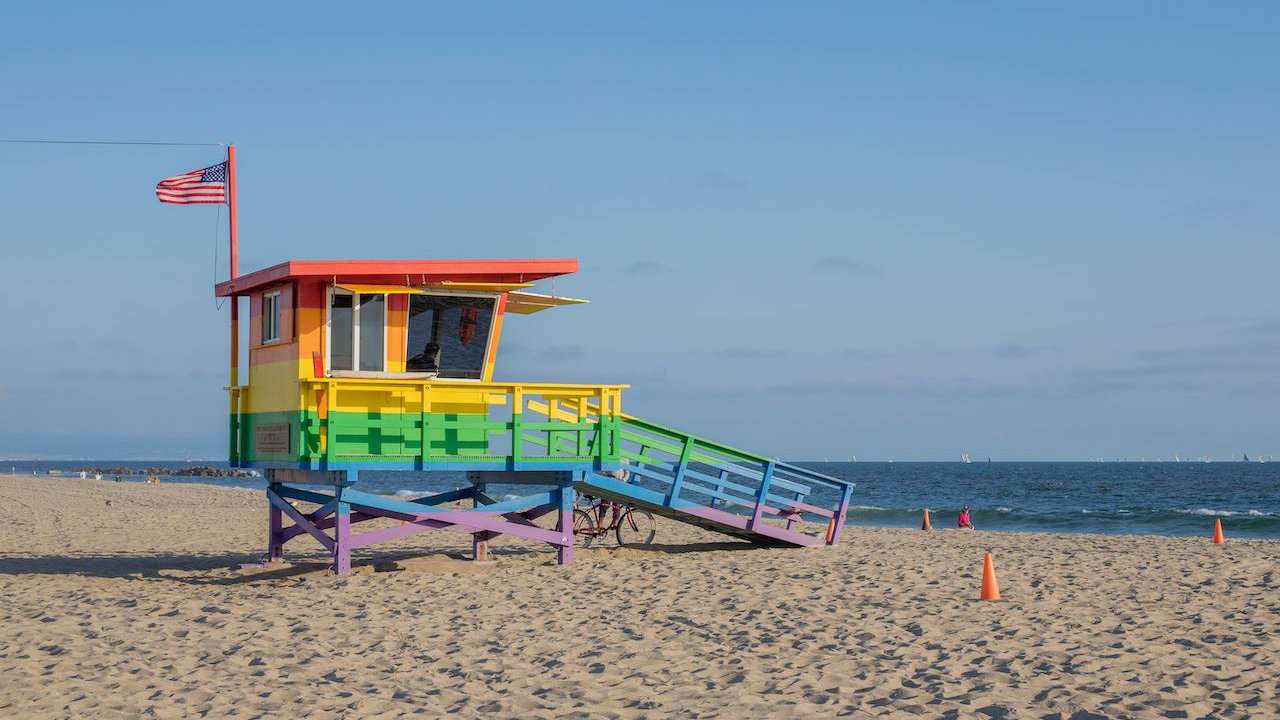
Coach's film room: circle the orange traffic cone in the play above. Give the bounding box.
[980,552,1001,601]
[1212,518,1225,544]
[921,509,932,531]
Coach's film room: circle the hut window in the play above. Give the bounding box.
[330,292,354,371]
[358,293,385,372]
[407,295,495,379]
[328,289,385,373]
[262,292,281,344]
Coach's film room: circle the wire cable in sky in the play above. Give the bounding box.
[0,138,224,147]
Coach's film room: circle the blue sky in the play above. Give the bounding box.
[2,2,1278,459]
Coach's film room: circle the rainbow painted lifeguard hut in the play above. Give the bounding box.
[216,257,854,574]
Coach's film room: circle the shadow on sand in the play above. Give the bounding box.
[0,545,569,584]
[0,539,765,583]
[0,552,310,582]
[607,540,761,554]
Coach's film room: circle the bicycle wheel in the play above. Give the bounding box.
[572,509,598,548]
[615,508,657,547]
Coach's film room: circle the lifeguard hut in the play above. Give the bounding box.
[216,257,854,574]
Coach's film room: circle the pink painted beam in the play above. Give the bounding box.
[350,517,456,548]
[674,503,821,547]
[346,509,568,548]
[349,512,567,549]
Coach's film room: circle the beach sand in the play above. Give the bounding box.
[0,474,1277,718]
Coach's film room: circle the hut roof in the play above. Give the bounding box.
[215,258,578,297]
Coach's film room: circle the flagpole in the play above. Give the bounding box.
[228,144,238,279]
[228,143,239,387]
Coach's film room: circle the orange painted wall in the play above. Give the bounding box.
[387,294,408,373]
[296,280,327,376]
[247,283,298,367]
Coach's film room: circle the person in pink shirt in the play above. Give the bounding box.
[957,505,975,530]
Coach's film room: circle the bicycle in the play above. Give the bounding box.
[573,494,657,548]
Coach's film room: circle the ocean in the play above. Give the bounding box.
[7,460,1279,538]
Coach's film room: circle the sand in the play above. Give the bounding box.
[0,474,1277,719]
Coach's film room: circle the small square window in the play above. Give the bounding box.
[262,292,281,344]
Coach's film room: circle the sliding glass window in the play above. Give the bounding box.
[357,293,385,372]
[328,290,385,373]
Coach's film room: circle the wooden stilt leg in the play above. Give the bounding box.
[556,482,574,565]
[828,484,853,546]
[333,480,352,576]
[334,501,351,575]
[267,481,284,562]
[473,532,491,562]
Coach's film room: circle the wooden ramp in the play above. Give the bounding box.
[572,415,855,548]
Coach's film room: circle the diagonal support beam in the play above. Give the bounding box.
[348,508,567,549]
[312,500,339,519]
[339,487,570,547]
[466,490,554,514]
[358,508,567,545]
[268,489,335,552]
[350,517,455,548]
[275,485,339,505]
[282,510,378,542]
[401,486,476,507]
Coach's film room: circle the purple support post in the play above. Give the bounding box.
[267,481,284,562]
[556,481,575,565]
[828,483,853,546]
[333,475,354,576]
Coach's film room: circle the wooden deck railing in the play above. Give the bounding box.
[229,377,629,469]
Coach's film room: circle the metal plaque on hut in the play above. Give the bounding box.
[255,423,291,454]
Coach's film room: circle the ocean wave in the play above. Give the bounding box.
[1174,508,1274,517]
[394,489,420,497]
[850,505,1014,514]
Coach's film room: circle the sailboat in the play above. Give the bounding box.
[961,453,972,464]
[1243,452,1251,463]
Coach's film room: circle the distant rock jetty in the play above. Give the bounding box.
[77,466,259,479]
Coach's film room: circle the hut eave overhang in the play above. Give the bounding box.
[214,257,579,297]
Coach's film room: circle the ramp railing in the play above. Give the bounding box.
[523,401,854,546]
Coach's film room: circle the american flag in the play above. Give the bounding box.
[155,161,227,204]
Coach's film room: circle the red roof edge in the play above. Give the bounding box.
[214,258,580,297]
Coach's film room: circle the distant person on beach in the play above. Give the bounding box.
[957,505,975,530]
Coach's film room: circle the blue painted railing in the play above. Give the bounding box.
[523,402,855,546]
